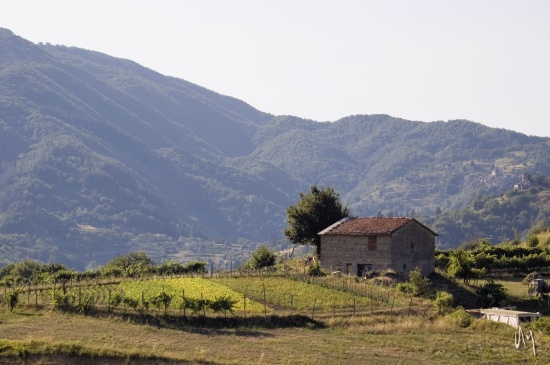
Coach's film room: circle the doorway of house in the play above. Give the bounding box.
[357,263,372,277]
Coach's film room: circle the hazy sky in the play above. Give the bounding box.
[1,1,549,137]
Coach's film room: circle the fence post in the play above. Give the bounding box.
[370,298,373,316]
[312,299,316,321]
[243,293,247,318]
[263,283,267,318]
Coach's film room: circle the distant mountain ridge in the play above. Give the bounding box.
[1,28,549,269]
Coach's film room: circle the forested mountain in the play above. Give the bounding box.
[426,175,550,248]
[1,28,549,269]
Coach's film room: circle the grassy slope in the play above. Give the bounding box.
[1,302,549,364]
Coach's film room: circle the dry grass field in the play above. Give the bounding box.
[1,303,550,364]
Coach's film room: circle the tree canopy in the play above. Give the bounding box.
[284,185,350,256]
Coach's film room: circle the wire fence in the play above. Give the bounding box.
[0,269,428,320]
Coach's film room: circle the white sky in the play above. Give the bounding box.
[1,0,549,137]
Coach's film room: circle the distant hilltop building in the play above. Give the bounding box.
[514,173,531,191]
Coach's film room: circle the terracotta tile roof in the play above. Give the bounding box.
[319,217,436,236]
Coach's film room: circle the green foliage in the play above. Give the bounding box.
[6,290,19,312]
[76,292,94,314]
[151,291,172,315]
[307,260,326,277]
[435,253,450,270]
[108,290,124,310]
[102,252,153,278]
[526,316,550,335]
[156,260,186,276]
[476,279,508,307]
[528,219,548,236]
[182,297,209,315]
[0,261,69,286]
[52,291,74,310]
[446,250,477,283]
[527,235,539,248]
[208,295,238,316]
[446,307,473,328]
[284,185,350,255]
[396,267,432,298]
[120,277,263,314]
[244,245,277,270]
[437,242,550,274]
[433,291,454,315]
[182,261,207,274]
[428,177,550,249]
[123,296,140,312]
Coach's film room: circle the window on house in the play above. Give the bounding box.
[403,263,407,270]
[410,244,415,252]
[368,236,377,251]
[345,263,352,275]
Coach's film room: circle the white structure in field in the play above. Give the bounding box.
[480,308,541,328]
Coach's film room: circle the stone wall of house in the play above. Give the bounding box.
[320,234,393,276]
[320,222,436,276]
[389,221,436,276]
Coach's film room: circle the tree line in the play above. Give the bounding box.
[0,252,207,289]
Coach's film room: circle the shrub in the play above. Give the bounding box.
[527,235,539,248]
[396,267,432,298]
[396,282,415,295]
[209,295,238,317]
[123,297,140,312]
[245,245,277,270]
[76,294,94,314]
[151,291,172,315]
[435,253,449,270]
[307,261,326,276]
[526,316,550,335]
[181,297,209,315]
[433,291,454,315]
[183,261,207,274]
[108,291,124,310]
[7,290,19,312]
[476,279,507,307]
[53,291,74,310]
[447,307,473,328]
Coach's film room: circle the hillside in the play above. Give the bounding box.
[1,28,549,269]
[426,175,550,248]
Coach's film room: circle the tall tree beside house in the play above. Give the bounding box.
[284,185,350,257]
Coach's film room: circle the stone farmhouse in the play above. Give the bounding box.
[318,217,437,277]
